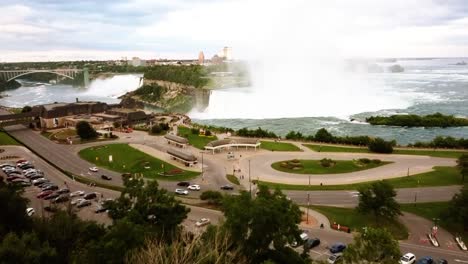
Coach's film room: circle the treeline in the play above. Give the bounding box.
[237,127,278,138]
[366,113,468,127]
[133,84,166,102]
[409,136,468,149]
[144,65,209,88]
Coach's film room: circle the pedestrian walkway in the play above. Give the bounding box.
[299,206,331,230]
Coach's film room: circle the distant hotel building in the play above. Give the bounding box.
[131,57,146,67]
[198,51,205,65]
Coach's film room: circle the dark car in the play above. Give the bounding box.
[20,164,34,170]
[77,200,92,208]
[101,175,112,181]
[56,188,70,194]
[53,195,70,204]
[94,205,107,213]
[220,184,234,190]
[177,181,190,187]
[435,259,447,264]
[6,175,24,181]
[303,238,321,250]
[329,243,346,254]
[84,192,97,200]
[42,185,59,191]
[44,192,60,200]
[416,256,433,264]
[29,174,45,180]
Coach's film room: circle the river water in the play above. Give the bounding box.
[0,59,467,145]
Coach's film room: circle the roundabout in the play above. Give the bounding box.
[271,158,390,174]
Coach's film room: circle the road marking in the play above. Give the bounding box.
[454,259,468,263]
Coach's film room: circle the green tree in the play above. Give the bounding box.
[21,105,32,113]
[0,232,57,264]
[76,121,97,139]
[444,187,468,232]
[0,181,32,236]
[222,185,303,263]
[150,124,162,134]
[105,177,189,236]
[368,138,394,153]
[357,181,401,221]
[342,227,401,264]
[457,154,468,182]
[314,128,334,143]
[200,190,223,205]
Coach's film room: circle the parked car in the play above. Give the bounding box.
[291,232,309,247]
[37,190,54,199]
[416,256,433,264]
[303,237,321,250]
[19,164,34,170]
[16,181,31,187]
[188,184,201,191]
[36,181,52,188]
[30,174,45,180]
[329,243,347,254]
[6,175,24,181]
[16,159,28,164]
[7,172,22,177]
[195,218,211,227]
[101,175,112,180]
[84,192,97,200]
[70,190,85,197]
[89,167,99,172]
[175,189,189,195]
[53,195,70,204]
[328,253,343,264]
[177,181,190,187]
[26,208,35,216]
[32,178,48,186]
[42,185,59,192]
[10,178,28,184]
[0,163,14,168]
[400,253,416,264]
[44,192,60,200]
[57,188,70,194]
[77,200,92,208]
[220,184,234,190]
[71,198,85,206]
[435,259,447,264]
[44,205,57,212]
[94,205,107,213]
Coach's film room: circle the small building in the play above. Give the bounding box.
[106,108,150,126]
[164,134,189,148]
[205,138,261,154]
[96,130,113,138]
[167,149,197,167]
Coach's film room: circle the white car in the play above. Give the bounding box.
[71,198,85,206]
[399,253,416,264]
[327,253,342,264]
[188,184,201,191]
[89,167,99,172]
[175,189,189,195]
[26,208,35,216]
[195,218,211,227]
[70,190,85,197]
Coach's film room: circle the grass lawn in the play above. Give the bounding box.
[79,143,199,181]
[227,174,240,185]
[52,129,77,141]
[178,126,217,150]
[258,166,464,190]
[400,202,467,242]
[304,143,467,158]
[311,205,408,240]
[260,141,301,151]
[0,131,20,145]
[271,159,389,174]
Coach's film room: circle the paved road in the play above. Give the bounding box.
[242,151,456,185]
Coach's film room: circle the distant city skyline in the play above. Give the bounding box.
[1,0,468,62]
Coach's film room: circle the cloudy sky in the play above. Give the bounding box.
[1,0,468,62]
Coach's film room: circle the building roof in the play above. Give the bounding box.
[167,149,197,162]
[164,134,189,144]
[206,138,260,148]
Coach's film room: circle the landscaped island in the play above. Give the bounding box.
[366,113,468,127]
[78,143,198,180]
[271,158,389,174]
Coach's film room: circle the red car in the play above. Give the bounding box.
[37,190,53,199]
[16,159,28,164]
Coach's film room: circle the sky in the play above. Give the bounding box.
[1,0,468,62]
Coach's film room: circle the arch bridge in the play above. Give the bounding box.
[0,69,87,83]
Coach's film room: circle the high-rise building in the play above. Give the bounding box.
[131,57,146,67]
[222,47,232,60]
[198,51,205,65]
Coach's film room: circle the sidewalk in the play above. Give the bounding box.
[299,206,331,230]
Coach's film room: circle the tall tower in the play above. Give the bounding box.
[222,47,232,60]
[198,51,205,65]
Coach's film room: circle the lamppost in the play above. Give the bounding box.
[249,159,251,196]
[306,175,311,224]
[201,151,204,181]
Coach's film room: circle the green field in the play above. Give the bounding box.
[0,131,20,145]
[304,143,467,158]
[311,205,408,240]
[260,141,301,151]
[271,159,388,174]
[258,166,464,190]
[227,174,240,185]
[178,126,217,149]
[79,143,199,181]
[400,202,467,242]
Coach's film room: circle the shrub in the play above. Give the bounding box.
[191,128,199,135]
[76,121,97,139]
[368,138,394,153]
[200,191,223,205]
[205,130,212,136]
[151,124,162,134]
[320,158,335,168]
[372,159,382,164]
[358,158,371,164]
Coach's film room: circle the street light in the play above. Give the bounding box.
[249,159,251,196]
[306,175,310,224]
[201,151,204,181]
